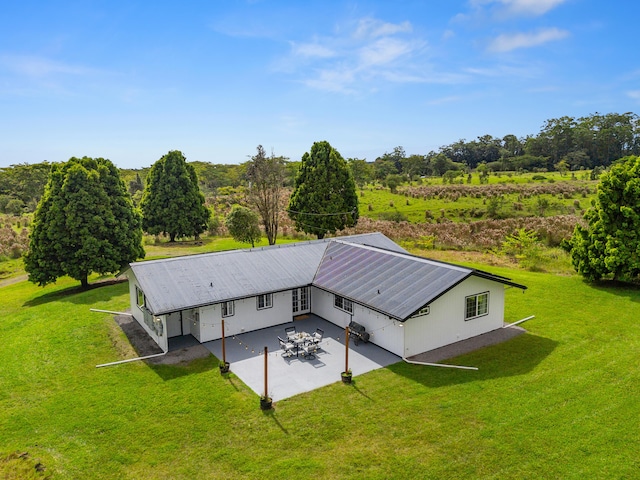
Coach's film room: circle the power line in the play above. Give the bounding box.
[286,208,357,217]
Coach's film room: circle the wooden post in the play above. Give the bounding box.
[264,346,268,399]
[345,326,350,373]
[221,319,226,364]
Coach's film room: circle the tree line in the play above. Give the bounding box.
[2,111,637,216]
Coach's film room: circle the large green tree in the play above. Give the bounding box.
[140,150,210,242]
[225,205,261,247]
[288,141,358,239]
[24,157,145,288]
[570,156,640,281]
[245,145,286,245]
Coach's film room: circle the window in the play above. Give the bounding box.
[257,293,273,310]
[221,301,234,317]
[334,295,353,314]
[136,286,145,308]
[465,292,489,320]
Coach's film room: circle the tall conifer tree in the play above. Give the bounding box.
[288,141,358,239]
[24,157,144,288]
[140,150,210,242]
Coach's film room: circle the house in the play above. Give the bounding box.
[125,233,526,358]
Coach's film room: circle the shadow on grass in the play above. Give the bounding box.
[387,333,558,388]
[23,278,127,307]
[588,279,640,303]
[147,356,216,381]
[261,409,290,434]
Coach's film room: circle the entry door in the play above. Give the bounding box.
[292,287,310,314]
[166,311,183,338]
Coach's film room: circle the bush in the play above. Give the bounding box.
[378,210,408,223]
[501,228,543,270]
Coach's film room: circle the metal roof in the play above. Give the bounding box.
[129,233,406,315]
[129,232,525,318]
[313,241,473,320]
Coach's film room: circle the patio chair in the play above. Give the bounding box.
[278,336,296,357]
[302,343,318,360]
[284,325,297,340]
[311,328,324,345]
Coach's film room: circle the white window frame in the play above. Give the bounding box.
[334,295,353,314]
[293,287,310,314]
[257,293,273,310]
[136,286,145,308]
[300,286,309,311]
[465,292,489,320]
[221,301,235,317]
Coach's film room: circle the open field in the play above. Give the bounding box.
[1,253,638,479]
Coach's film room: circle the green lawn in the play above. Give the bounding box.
[1,265,638,478]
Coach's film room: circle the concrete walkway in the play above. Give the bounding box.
[203,315,400,402]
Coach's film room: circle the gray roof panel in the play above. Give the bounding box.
[313,242,471,320]
[129,232,525,319]
[130,241,327,315]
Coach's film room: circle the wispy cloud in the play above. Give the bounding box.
[471,0,568,17]
[487,28,569,52]
[0,54,100,78]
[628,90,640,101]
[353,18,412,39]
[276,16,462,94]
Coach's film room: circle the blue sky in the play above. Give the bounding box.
[1,0,638,169]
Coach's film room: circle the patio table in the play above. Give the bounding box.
[291,332,313,357]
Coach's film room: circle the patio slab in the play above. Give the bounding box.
[203,315,400,401]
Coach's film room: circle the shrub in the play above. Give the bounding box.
[378,211,408,223]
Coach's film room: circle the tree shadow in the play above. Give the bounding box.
[23,278,127,307]
[587,279,640,303]
[387,333,558,388]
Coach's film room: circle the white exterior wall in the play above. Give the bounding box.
[403,276,506,358]
[311,287,405,357]
[311,287,351,327]
[198,291,292,342]
[127,274,168,352]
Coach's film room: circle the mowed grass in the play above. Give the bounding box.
[1,266,639,478]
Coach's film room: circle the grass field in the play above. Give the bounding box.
[1,251,638,478]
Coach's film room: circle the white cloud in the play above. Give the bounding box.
[353,18,412,39]
[501,0,568,16]
[628,90,640,101]
[279,17,437,93]
[0,54,98,77]
[470,0,568,17]
[291,42,336,59]
[487,28,569,52]
[358,37,415,67]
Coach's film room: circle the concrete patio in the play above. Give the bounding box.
[202,314,400,402]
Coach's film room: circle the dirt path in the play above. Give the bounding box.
[0,274,28,288]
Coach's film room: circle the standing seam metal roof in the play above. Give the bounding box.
[129,233,407,316]
[129,232,525,318]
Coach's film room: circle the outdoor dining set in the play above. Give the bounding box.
[278,326,324,360]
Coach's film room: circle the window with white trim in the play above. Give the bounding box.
[465,292,489,320]
[136,286,146,308]
[257,293,272,310]
[334,295,353,314]
[221,301,235,317]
